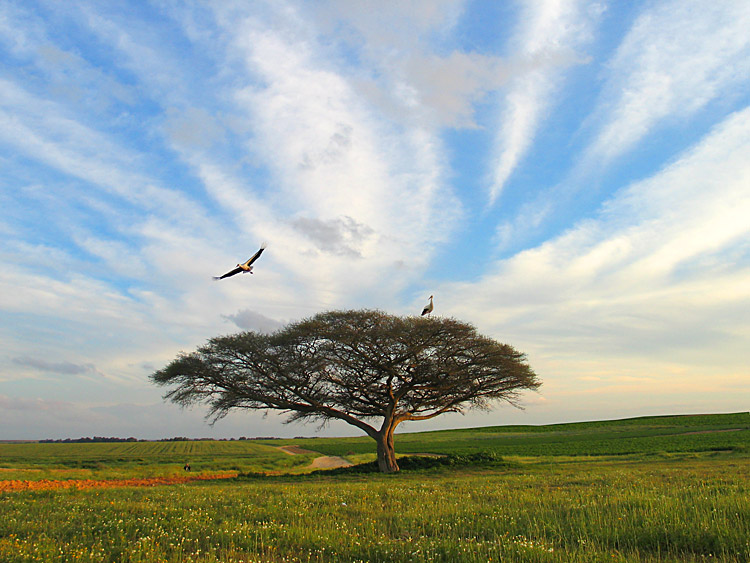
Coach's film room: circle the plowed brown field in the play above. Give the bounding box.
[0,472,237,492]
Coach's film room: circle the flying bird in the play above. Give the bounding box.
[421,295,434,317]
[213,244,266,280]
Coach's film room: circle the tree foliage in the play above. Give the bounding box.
[151,310,540,472]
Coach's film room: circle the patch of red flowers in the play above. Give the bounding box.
[0,472,237,492]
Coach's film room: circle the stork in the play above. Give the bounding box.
[421,295,434,317]
[213,244,266,280]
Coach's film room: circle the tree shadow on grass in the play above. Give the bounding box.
[235,451,514,481]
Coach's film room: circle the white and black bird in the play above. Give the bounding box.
[421,295,434,317]
[213,244,266,280]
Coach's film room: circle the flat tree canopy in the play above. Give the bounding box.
[151,309,540,472]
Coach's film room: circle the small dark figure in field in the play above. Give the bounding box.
[183,463,191,471]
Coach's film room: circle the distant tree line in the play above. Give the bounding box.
[40,436,141,443]
[39,436,283,443]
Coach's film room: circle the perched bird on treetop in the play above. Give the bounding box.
[213,244,266,280]
[421,295,434,317]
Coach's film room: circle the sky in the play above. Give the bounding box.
[1,0,749,440]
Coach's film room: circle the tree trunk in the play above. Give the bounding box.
[375,428,399,473]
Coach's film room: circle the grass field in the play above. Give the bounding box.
[0,440,317,481]
[1,412,749,562]
[266,412,750,459]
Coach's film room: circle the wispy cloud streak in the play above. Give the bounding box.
[488,0,601,204]
[585,0,750,166]
[449,106,750,377]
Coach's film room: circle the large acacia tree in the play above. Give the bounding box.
[151,310,540,473]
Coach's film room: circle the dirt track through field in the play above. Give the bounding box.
[0,472,237,493]
[276,445,353,469]
[310,455,353,468]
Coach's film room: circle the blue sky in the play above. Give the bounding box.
[2,0,749,440]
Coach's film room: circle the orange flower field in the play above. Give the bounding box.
[0,472,237,492]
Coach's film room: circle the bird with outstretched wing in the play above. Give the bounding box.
[213,244,266,280]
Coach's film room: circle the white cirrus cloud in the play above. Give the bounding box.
[446,105,750,382]
[585,0,750,166]
[488,0,602,204]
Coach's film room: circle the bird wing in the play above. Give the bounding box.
[213,266,242,280]
[243,245,266,267]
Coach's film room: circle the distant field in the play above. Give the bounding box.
[1,412,748,479]
[263,411,750,458]
[1,413,749,562]
[0,440,316,481]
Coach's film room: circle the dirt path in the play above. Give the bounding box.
[276,445,353,469]
[0,472,238,493]
[310,456,353,469]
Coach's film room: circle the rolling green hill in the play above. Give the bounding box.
[1,412,747,479]
[262,411,750,459]
[0,439,314,478]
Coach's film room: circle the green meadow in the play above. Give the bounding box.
[1,412,749,562]
[267,412,750,459]
[0,440,317,481]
